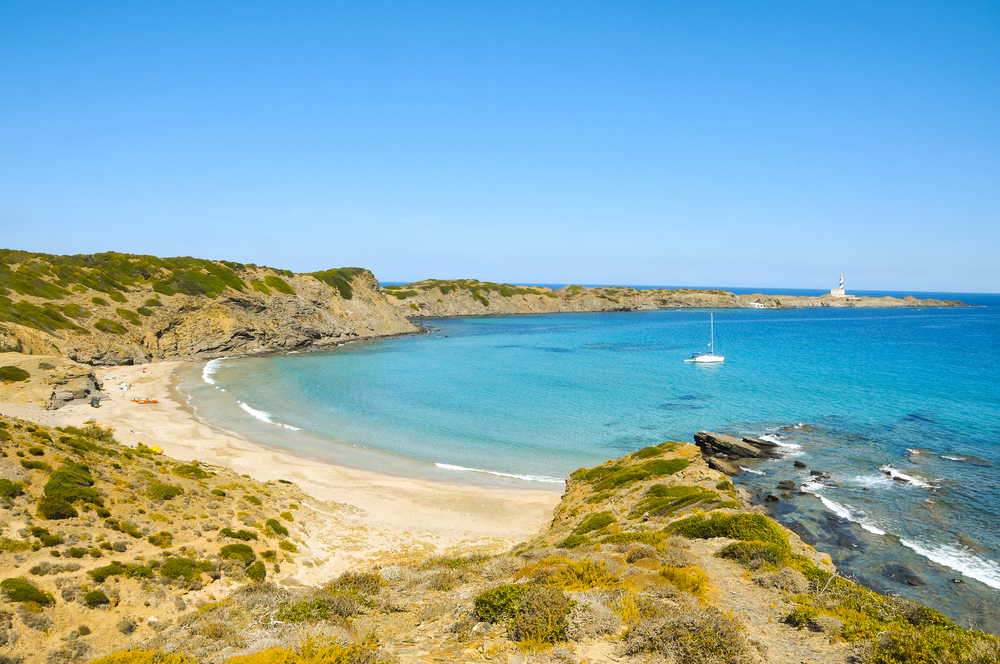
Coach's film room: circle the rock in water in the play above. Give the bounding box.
[794,460,807,469]
[694,431,766,459]
[743,436,780,448]
[777,480,797,491]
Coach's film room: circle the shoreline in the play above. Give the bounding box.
[0,359,561,579]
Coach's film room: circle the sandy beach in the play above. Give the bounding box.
[0,360,560,582]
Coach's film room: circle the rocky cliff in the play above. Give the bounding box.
[0,250,417,365]
[385,280,966,318]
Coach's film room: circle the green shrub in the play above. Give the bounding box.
[220,528,258,541]
[172,463,209,480]
[546,559,620,591]
[0,538,31,552]
[87,561,154,583]
[264,275,296,295]
[308,268,363,299]
[84,590,110,607]
[147,531,173,547]
[27,445,44,456]
[62,303,90,318]
[332,571,382,595]
[116,308,141,325]
[1,577,54,606]
[0,479,24,499]
[108,291,127,303]
[243,494,262,506]
[220,543,255,566]
[592,459,690,491]
[94,318,127,334]
[574,511,615,535]
[631,484,718,518]
[389,290,418,300]
[29,526,62,546]
[45,462,103,506]
[630,442,679,459]
[279,539,297,552]
[265,518,289,537]
[716,480,733,490]
[91,297,108,306]
[37,496,78,520]
[558,534,589,549]
[250,280,272,295]
[136,307,154,316]
[19,459,51,471]
[247,561,266,582]
[669,513,791,553]
[210,489,226,497]
[718,540,786,570]
[279,511,293,522]
[0,366,30,382]
[68,547,87,558]
[601,531,668,546]
[474,583,529,624]
[147,483,183,500]
[105,518,143,538]
[144,298,162,307]
[159,557,208,582]
[472,291,490,307]
[474,583,569,645]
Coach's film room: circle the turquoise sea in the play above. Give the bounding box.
[177,299,1000,632]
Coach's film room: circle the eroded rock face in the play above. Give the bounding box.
[0,353,99,409]
[3,270,418,365]
[694,431,772,459]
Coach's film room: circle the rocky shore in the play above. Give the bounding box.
[386,279,966,318]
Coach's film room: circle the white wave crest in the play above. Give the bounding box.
[879,465,935,488]
[815,495,886,535]
[238,402,301,430]
[435,463,564,484]
[900,540,1000,590]
[739,466,766,476]
[760,434,799,449]
[941,455,967,462]
[202,358,227,385]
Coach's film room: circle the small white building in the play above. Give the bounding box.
[830,274,846,297]
[749,302,766,308]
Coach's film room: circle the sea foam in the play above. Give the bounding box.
[238,402,301,430]
[900,540,1000,590]
[435,462,564,484]
[202,358,227,385]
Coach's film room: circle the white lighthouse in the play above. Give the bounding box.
[830,274,846,297]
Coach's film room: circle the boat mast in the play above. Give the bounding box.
[710,313,714,355]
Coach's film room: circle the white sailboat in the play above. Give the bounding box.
[684,313,725,363]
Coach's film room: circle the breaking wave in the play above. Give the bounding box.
[435,463,564,484]
[238,402,301,430]
[900,540,1000,590]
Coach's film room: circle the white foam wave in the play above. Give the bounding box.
[941,455,966,462]
[879,465,935,488]
[739,466,766,476]
[238,402,301,430]
[900,540,1000,590]
[202,358,227,385]
[435,463,564,484]
[906,448,923,455]
[816,495,886,535]
[760,434,799,449]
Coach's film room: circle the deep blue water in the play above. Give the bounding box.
[179,305,1000,631]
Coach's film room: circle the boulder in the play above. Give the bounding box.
[706,457,741,476]
[743,436,780,449]
[793,460,807,469]
[694,431,765,459]
[777,480,797,491]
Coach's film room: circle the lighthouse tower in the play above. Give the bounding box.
[830,274,846,297]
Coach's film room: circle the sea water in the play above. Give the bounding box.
[178,304,1000,632]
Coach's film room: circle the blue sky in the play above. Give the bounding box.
[1,2,997,292]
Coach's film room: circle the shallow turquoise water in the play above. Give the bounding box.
[179,306,1000,630]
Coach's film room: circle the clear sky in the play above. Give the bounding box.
[1,2,997,292]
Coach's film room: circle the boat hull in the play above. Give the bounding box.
[684,354,725,363]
